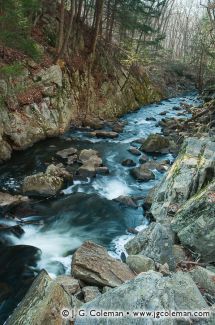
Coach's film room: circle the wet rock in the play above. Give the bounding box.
[145,117,156,121]
[0,245,41,282]
[82,286,101,303]
[115,196,138,208]
[23,164,72,197]
[140,134,170,153]
[135,137,146,144]
[143,161,168,173]
[130,165,155,182]
[55,275,80,296]
[90,130,118,139]
[142,185,158,211]
[83,117,105,130]
[126,255,155,274]
[72,241,135,287]
[75,271,208,325]
[151,137,215,222]
[112,122,124,133]
[96,167,109,175]
[78,149,105,177]
[79,149,99,163]
[159,111,168,116]
[127,227,139,235]
[0,140,11,164]
[78,157,103,177]
[121,159,136,167]
[0,224,24,238]
[189,266,215,296]
[6,270,71,325]
[128,147,141,156]
[46,261,65,276]
[172,106,181,111]
[171,180,215,263]
[56,147,77,159]
[67,154,78,165]
[139,154,149,164]
[0,192,29,212]
[125,222,176,271]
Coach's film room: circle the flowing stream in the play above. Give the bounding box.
[0,92,202,322]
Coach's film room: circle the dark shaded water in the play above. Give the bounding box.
[0,92,202,323]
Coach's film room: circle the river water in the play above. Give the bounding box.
[0,92,201,322]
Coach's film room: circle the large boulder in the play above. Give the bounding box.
[78,149,104,177]
[72,241,135,288]
[151,138,215,221]
[0,192,29,213]
[56,147,77,159]
[22,164,72,196]
[6,270,71,325]
[171,180,215,263]
[130,165,155,182]
[125,222,176,271]
[75,271,210,325]
[79,149,99,163]
[140,134,170,153]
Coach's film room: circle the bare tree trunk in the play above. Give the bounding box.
[57,0,65,53]
[91,0,104,58]
[55,0,75,62]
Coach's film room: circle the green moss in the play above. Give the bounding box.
[0,63,24,79]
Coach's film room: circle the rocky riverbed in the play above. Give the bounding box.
[0,92,215,324]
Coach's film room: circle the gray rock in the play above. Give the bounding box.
[121,159,136,167]
[130,165,155,182]
[78,149,103,177]
[0,192,29,211]
[96,167,109,175]
[79,149,99,163]
[189,266,215,296]
[140,134,170,153]
[171,180,215,263]
[115,196,138,208]
[143,185,158,211]
[173,245,187,264]
[145,117,156,121]
[72,241,135,287]
[55,275,80,296]
[23,164,71,196]
[90,130,118,139]
[139,154,149,164]
[6,270,71,325]
[35,65,63,87]
[126,255,155,274]
[82,286,101,303]
[128,147,141,156]
[56,147,77,159]
[75,271,209,325]
[125,223,176,271]
[151,137,215,222]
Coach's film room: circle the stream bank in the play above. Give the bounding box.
[2,92,212,324]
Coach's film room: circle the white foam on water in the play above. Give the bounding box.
[92,177,131,200]
[10,225,82,275]
[63,178,90,195]
[109,223,148,259]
